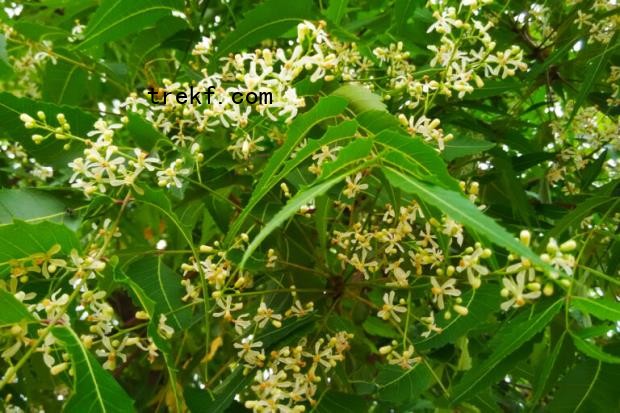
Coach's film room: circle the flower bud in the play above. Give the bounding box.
[135,311,150,320]
[50,362,69,376]
[527,282,541,291]
[379,345,392,355]
[453,304,469,316]
[560,240,576,252]
[519,230,531,246]
[199,245,214,253]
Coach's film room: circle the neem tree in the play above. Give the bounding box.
[0,0,618,411]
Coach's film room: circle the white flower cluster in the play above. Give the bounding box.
[0,139,53,185]
[243,333,352,412]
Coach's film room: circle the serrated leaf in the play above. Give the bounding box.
[52,326,135,413]
[0,34,13,79]
[0,92,95,168]
[383,167,545,268]
[392,0,416,35]
[376,363,434,404]
[451,299,563,403]
[545,359,602,413]
[77,0,184,50]
[326,0,348,25]
[571,296,620,322]
[332,84,387,113]
[134,187,195,250]
[580,149,608,190]
[362,317,400,339]
[0,189,79,229]
[572,334,620,364]
[0,288,35,326]
[356,110,401,134]
[215,0,315,58]
[546,196,617,241]
[316,391,370,412]
[546,359,620,412]
[240,174,347,269]
[567,36,616,125]
[240,137,375,267]
[42,49,89,105]
[442,136,495,161]
[318,138,372,179]
[126,112,168,151]
[226,96,349,244]
[112,262,183,411]
[377,129,459,191]
[185,368,252,413]
[0,220,80,267]
[415,284,502,351]
[127,256,192,330]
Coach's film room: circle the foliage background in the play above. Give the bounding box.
[0,0,618,412]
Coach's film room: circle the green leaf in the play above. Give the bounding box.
[77,0,184,50]
[376,363,434,404]
[465,78,520,99]
[41,49,89,105]
[134,187,195,251]
[316,391,370,412]
[0,92,96,168]
[530,331,569,407]
[545,359,602,413]
[185,368,252,413]
[392,0,416,35]
[240,136,375,268]
[383,167,545,267]
[567,36,617,125]
[442,136,495,161]
[127,16,188,80]
[326,0,348,25]
[0,220,80,266]
[546,359,620,412]
[546,196,617,241]
[0,34,13,79]
[451,299,563,403]
[415,284,502,351]
[240,174,346,269]
[126,112,168,151]
[332,84,387,113]
[572,334,620,364]
[356,110,401,134]
[0,189,79,229]
[0,288,35,327]
[127,256,192,330]
[377,129,459,191]
[52,326,135,413]
[362,317,400,339]
[284,119,359,177]
[112,262,183,411]
[215,0,315,58]
[226,96,349,244]
[571,296,620,322]
[580,149,608,190]
[318,138,372,179]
